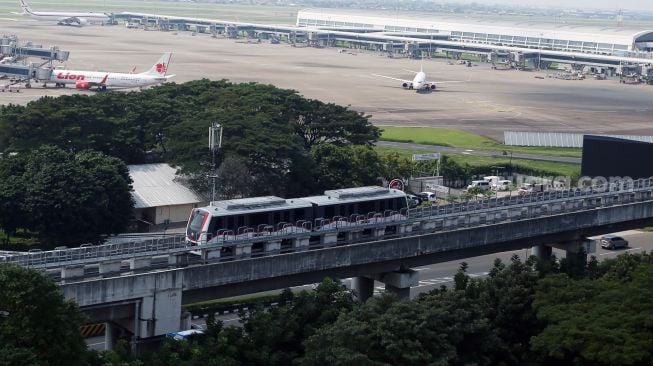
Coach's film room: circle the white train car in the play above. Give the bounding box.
[185,186,408,245]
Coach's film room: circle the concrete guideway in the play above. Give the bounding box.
[54,179,653,345]
[376,140,581,164]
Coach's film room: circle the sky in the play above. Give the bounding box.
[450,0,653,12]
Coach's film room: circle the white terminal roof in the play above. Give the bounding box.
[297,8,653,50]
[129,163,205,209]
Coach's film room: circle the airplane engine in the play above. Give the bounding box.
[430,84,437,90]
[76,18,88,26]
[402,82,409,88]
[75,81,91,89]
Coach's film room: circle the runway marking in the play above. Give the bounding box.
[599,247,642,256]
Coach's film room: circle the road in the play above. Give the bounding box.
[376,141,582,164]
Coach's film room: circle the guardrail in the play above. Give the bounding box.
[3,178,653,271]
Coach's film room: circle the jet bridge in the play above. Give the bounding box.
[1,45,69,62]
[0,64,53,86]
[0,35,70,62]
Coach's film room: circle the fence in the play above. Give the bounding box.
[504,131,653,148]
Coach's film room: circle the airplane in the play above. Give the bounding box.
[46,53,174,91]
[372,59,466,92]
[12,0,111,26]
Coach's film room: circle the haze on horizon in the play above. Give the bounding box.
[442,0,653,12]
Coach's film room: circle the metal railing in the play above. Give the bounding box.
[3,178,653,270]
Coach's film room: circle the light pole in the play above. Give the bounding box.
[503,150,513,175]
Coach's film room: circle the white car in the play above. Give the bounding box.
[419,191,437,201]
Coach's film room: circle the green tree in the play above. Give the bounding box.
[311,144,382,191]
[16,146,133,247]
[287,98,379,149]
[1,80,382,198]
[0,154,27,244]
[0,265,90,366]
[531,255,653,366]
[301,290,499,366]
[241,278,355,366]
[378,151,413,181]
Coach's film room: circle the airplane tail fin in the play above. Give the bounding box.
[141,52,172,77]
[420,56,424,73]
[19,0,30,14]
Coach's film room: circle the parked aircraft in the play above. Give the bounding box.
[47,53,174,91]
[12,0,111,26]
[373,59,465,92]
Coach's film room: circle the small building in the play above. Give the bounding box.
[129,163,206,230]
[581,136,653,180]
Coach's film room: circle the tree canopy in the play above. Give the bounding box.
[0,265,90,366]
[0,146,133,248]
[0,80,380,198]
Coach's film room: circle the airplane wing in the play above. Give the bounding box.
[372,74,412,83]
[426,80,465,85]
[426,76,472,86]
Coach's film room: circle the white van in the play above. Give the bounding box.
[467,180,491,190]
[492,180,512,191]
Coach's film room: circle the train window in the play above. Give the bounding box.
[237,215,245,228]
[325,205,335,219]
[251,212,269,228]
[359,201,373,214]
[294,209,305,221]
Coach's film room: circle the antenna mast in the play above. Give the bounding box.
[209,123,223,202]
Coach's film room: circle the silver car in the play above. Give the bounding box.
[600,235,628,250]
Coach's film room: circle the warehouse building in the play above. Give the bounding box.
[297,9,653,55]
[129,163,206,231]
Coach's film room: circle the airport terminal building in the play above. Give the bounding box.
[297,9,653,56]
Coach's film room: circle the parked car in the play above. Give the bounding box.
[419,191,437,202]
[467,180,491,191]
[518,183,547,195]
[600,235,628,250]
[406,194,421,207]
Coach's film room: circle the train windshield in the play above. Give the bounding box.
[186,210,208,242]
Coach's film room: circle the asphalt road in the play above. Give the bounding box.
[376,141,582,164]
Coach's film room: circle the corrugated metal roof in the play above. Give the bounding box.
[128,163,204,209]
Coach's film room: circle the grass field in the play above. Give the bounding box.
[377,147,581,178]
[0,1,300,24]
[379,126,583,158]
